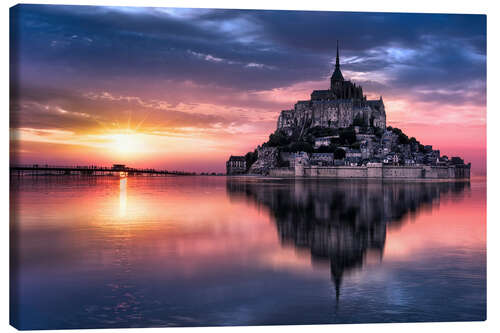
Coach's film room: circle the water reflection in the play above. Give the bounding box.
[10,176,484,329]
[226,179,471,302]
[119,178,127,217]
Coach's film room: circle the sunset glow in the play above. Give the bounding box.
[106,132,147,156]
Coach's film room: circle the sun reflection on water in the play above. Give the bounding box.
[119,178,127,217]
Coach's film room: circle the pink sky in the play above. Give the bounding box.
[10,79,486,175]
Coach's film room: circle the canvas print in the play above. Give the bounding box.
[9,4,486,330]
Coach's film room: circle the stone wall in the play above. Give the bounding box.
[367,164,383,178]
[269,167,295,177]
[285,164,470,179]
[423,166,452,179]
[455,165,471,178]
[322,166,367,178]
[382,166,423,178]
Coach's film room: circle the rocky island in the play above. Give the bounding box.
[227,43,470,179]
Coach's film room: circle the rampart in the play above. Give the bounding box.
[269,163,470,179]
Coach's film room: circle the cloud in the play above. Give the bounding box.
[10,84,280,139]
[10,5,485,98]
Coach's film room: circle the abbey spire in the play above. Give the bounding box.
[335,40,340,68]
[331,40,344,84]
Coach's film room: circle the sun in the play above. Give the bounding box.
[108,132,144,155]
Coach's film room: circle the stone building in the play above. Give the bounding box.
[226,156,246,175]
[310,153,334,166]
[277,42,386,136]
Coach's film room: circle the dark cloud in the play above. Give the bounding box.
[10,4,486,127]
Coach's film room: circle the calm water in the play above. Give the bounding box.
[10,176,486,329]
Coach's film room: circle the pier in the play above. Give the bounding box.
[9,164,194,177]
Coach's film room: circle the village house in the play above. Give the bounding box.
[226,156,246,175]
[310,153,334,166]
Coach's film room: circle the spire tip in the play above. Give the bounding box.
[336,40,340,67]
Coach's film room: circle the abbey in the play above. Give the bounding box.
[227,43,470,179]
[277,42,386,135]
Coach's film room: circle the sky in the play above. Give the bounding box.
[9,5,486,174]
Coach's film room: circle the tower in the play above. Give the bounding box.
[330,40,344,90]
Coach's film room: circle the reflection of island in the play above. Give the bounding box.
[226,179,470,302]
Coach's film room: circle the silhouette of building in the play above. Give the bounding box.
[226,156,246,175]
[277,41,386,134]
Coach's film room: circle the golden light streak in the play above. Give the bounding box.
[119,177,127,217]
